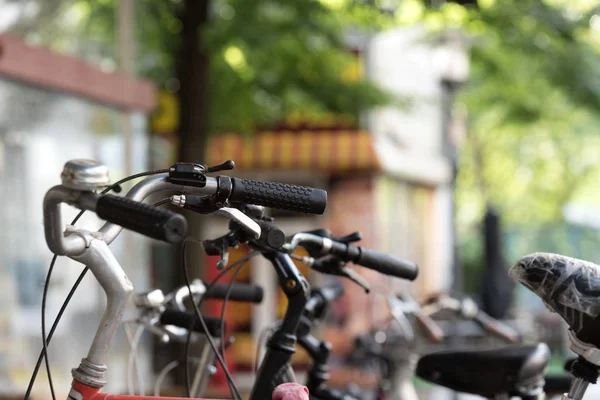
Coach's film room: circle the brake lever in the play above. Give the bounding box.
[215,207,261,239]
[311,257,371,293]
[340,266,371,293]
[203,232,239,270]
[387,296,415,342]
[333,231,362,244]
[217,242,229,270]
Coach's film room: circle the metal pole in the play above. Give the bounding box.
[441,79,461,400]
[117,1,141,392]
[118,0,135,178]
[117,0,136,271]
[442,80,461,296]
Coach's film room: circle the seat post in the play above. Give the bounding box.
[561,333,600,400]
[562,377,588,400]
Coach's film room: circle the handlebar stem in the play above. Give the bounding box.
[69,234,133,388]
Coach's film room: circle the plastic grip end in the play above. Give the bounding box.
[230,178,327,214]
[96,194,187,243]
[204,283,264,303]
[159,309,224,337]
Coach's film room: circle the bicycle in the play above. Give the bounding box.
[168,203,419,400]
[347,292,520,400]
[37,158,328,400]
[507,252,600,400]
[286,281,522,400]
[271,252,561,400]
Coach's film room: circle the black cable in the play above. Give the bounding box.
[41,254,58,400]
[153,197,172,207]
[27,168,169,400]
[181,238,256,400]
[219,261,248,360]
[182,238,254,399]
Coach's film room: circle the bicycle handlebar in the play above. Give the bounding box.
[96,194,187,243]
[45,172,327,256]
[355,247,418,281]
[288,233,418,280]
[159,309,225,338]
[414,313,445,344]
[419,293,520,343]
[474,311,520,343]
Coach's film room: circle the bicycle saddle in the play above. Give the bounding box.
[509,253,600,348]
[415,343,550,397]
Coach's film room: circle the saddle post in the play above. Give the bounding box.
[561,343,600,400]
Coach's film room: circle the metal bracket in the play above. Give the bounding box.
[568,330,600,367]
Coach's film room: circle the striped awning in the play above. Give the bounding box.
[206,130,380,174]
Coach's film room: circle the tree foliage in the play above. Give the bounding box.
[3,0,397,133]
[393,0,600,227]
[6,0,600,226]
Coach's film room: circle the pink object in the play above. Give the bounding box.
[272,383,310,400]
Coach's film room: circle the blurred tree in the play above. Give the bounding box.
[449,0,600,227]
[394,0,600,227]
[384,0,600,295]
[3,0,397,162]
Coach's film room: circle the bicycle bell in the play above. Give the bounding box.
[61,159,110,191]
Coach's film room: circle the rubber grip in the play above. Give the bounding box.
[354,247,419,281]
[475,312,520,343]
[229,177,327,214]
[204,283,264,303]
[159,309,225,337]
[415,313,445,344]
[96,194,187,243]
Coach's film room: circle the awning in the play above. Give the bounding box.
[206,130,380,174]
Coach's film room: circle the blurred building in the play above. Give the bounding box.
[0,34,156,397]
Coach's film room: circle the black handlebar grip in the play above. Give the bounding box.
[96,194,187,243]
[229,177,327,214]
[204,283,264,303]
[160,309,225,337]
[354,247,419,281]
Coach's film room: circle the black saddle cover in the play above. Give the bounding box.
[509,252,600,347]
[416,343,550,397]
